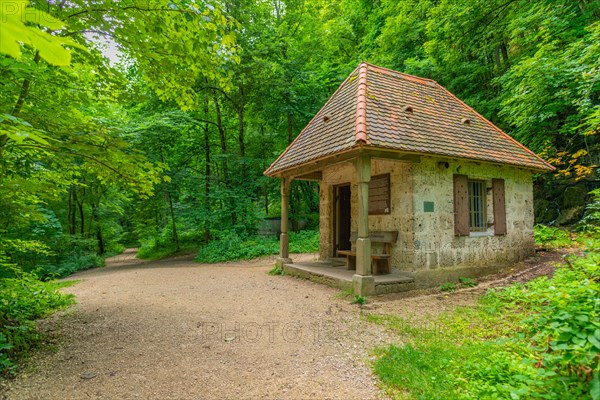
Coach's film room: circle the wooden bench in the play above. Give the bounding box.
[336,231,398,275]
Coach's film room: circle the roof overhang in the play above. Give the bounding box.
[264,146,422,179]
[264,145,553,180]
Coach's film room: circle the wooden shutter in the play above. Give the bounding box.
[369,174,390,215]
[493,178,507,235]
[453,174,469,236]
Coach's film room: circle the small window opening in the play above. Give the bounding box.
[468,180,486,232]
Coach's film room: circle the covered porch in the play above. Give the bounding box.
[282,259,415,295]
[272,150,418,296]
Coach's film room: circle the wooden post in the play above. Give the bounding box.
[276,177,292,267]
[353,155,374,295]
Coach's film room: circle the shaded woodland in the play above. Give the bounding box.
[1,0,599,268]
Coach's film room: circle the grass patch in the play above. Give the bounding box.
[51,279,80,289]
[374,344,458,399]
[336,286,354,299]
[268,266,284,276]
[370,236,600,399]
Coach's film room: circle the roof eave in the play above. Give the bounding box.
[265,145,555,178]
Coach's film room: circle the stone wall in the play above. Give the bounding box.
[411,157,535,284]
[318,156,535,283]
[319,159,415,268]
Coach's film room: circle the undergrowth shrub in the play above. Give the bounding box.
[372,237,600,399]
[195,230,319,263]
[268,266,284,275]
[40,254,105,279]
[460,244,600,398]
[137,229,202,259]
[0,272,74,376]
[439,282,458,292]
[534,224,573,249]
[577,189,600,234]
[37,236,105,280]
[458,277,478,288]
[2,236,107,280]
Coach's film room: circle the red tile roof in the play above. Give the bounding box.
[265,62,554,176]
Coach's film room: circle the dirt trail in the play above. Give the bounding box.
[1,249,562,399]
[1,251,394,400]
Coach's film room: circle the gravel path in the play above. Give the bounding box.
[1,249,561,399]
[1,250,394,400]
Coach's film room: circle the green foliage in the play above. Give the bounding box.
[194,230,319,263]
[336,286,355,299]
[1,236,106,280]
[288,230,320,254]
[1,0,598,386]
[439,282,457,292]
[352,295,367,305]
[458,277,477,288]
[457,244,600,399]
[374,343,458,400]
[195,232,276,263]
[0,273,75,376]
[577,189,600,234]
[371,238,600,399]
[137,228,203,260]
[534,224,574,249]
[42,254,105,280]
[267,266,284,276]
[0,0,84,66]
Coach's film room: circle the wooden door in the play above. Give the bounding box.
[335,184,352,251]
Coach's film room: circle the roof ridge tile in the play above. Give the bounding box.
[355,62,369,144]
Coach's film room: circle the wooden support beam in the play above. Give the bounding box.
[353,154,375,296]
[279,177,291,259]
[271,147,421,180]
[355,155,371,276]
[295,171,323,181]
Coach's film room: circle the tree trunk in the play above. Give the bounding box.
[289,182,300,232]
[167,190,180,251]
[68,186,75,234]
[494,46,501,70]
[238,83,245,158]
[91,200,104,255]
[159,149,179,250]
[265,190,269,215]
[96,226,105,255]
[213,93,227,173]
[74,189,85,235]
[500,42,509,66]
[287,113,293,144]
[12,51,40,116]
[204,96,211,243]
[212,93,236,226]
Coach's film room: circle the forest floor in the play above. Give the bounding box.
[0,249,564,400]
